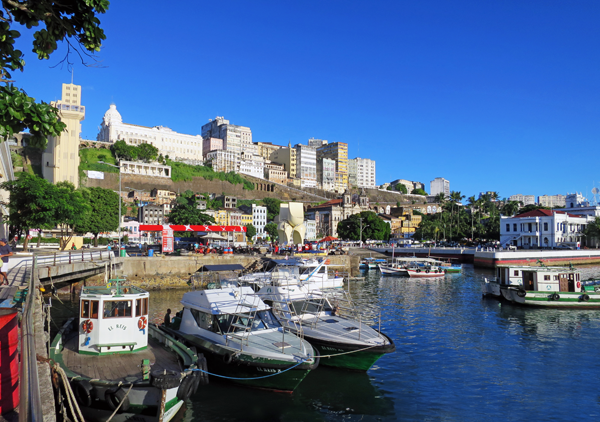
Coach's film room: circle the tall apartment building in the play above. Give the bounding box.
[317,158,336,192]
[509,194,535,206]
[348,157,376,189]
[538,194,566,208]
[430,177,450,197]
[42,83,84,187]
[97,104,203,164]
[269,143,296,180]
[201,116,255,155]
[202,137,223,158]
[255,142,282,161]
[294,144,317,188]
[308,138,328,148]
[206,150,239,173]
[317,142,348,191]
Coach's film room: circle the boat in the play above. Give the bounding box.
[50,277,204,422]
[378,257,447,278]
[359,257,378,269]
[377,258,409,276]
[255,265,395,371]
[431,257,462,273]
[161,277,319,393]
[482,264,600,308]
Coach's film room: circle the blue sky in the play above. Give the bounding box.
[11,0,600,202]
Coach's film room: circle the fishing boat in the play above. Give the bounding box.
[359,257,378,270]
[377,258,410,276]
[482,264,600,308]
[50,278,204,422]
[255,266,395,371]
[431,257,462,273]
[161,279,319,393]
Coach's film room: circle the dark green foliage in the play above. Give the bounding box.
[245,224,257,241]
[264,222,278,240]
[395,184,407,194]
[74,187,120,246]
[386,185,392,191]
[169,191,215,236]
[137,143,159,162]
[262,198,282,222]
[337,212,390,241]
[411,188,428,195]
[111,140,138,161]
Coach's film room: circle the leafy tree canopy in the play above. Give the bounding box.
[1,0,109,148]
[337,211,390,241]
[245,224,257,241]
[412,188,428,196]
[137,142,158,162]
[74,187,120,245]
[264,222,278,240]
[395,183,407,194]
[169,191,215,236]
[262,198,282,222]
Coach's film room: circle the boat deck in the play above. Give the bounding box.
[61,336,181,382]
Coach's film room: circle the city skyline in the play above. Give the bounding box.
[10,0,600,200]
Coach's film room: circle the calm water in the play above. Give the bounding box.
[51,265,600,422]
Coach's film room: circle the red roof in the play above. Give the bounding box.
[308,199,343,209]
[514,209,586,218]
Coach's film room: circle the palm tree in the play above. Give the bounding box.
[501,201,520,217]
[467,195,476,240]
[450,191,465,240]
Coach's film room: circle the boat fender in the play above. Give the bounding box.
[150,369,181,390]
[71,379,94,407]
[434,270,439,273]
[177,374,196,401]
[444,269,447,274]
[223,352,234,365]
[416,269,421,273]
[517,288,527,298]
[425,269,430,273]
[552,293,561,301]
[580,294,590,302]
[105,386,130,413]
[196,354,209,387]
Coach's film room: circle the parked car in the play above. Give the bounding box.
[555,244,576,250]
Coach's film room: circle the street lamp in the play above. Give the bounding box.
[358,217,369,247]
[98,161,122,252]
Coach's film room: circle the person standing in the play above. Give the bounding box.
[0,238,13,286]
[164,309,171,326]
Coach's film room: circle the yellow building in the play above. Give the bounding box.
[269,143,296,180]
[241,213,253,226]
[42,83,84,187]
[317,142,348,191]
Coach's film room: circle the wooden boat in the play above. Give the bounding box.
[50,278,205,422]
[379,257,447,278]
[483,265,600,308]
[359,257,378,269]
[162,284,319,393]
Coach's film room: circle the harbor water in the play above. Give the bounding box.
[51,264,600,421]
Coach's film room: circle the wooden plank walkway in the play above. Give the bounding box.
[61,336,181,382]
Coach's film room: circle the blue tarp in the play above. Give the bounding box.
[201,264,245,272]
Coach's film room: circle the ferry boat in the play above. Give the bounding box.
[482,265,600,308]
[255,270,395,371]
[162,283,319,393]
[50,278,204,422]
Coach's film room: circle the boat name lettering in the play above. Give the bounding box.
[108,324,127,331]
[257,367,281,373]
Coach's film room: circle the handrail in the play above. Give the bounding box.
[19,254,43,422]
[16,250,113,268]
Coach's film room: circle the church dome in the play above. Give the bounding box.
[103,103,122,125]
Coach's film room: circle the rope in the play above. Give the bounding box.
[105,383,134,422]
[316,343,379,358]
[54,363,85,422]
[191,358,309,380]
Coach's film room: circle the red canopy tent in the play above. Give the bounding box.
[318,236,338,243]
[139,225,246,232]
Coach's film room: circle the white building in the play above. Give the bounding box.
[305,219,317,241]
[252,204,268,239]
[97,104,203,164]
[201,116,256,156]
[238,152,265,179]
[317,158,336,192]
[509,194,536,206]
[122,220,141,243]
[120,161,171,178]
[294,144,317,188]
[430,177,450,197]
[538,194,566,208]
[500,209,594,249]
[348,157,376,189]
[206,150,240,173]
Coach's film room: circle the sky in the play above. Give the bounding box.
[11,0,600,202]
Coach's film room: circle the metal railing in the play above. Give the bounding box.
[21,250,114,268]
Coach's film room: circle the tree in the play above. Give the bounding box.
[395,184,407,194]
[264,222,278,240]
[386,185,392,191]
[111,140,137,161]
[53,181,92,250]
[411,188,428,195]
[337,211,390,241]
[583,217,600,248]
[137,143,159,162]
[168,191,214,236]
[263,198,282,222]
[74,187,120,246]
[245,224,257,242]
[1,1,109,148]
[501,201,520,217]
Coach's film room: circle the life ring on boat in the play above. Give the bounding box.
[105,386,130,413]
[138,316,147,330]
[71,379,94,407]
[516,288,527,298]
[580,294,590,302]
[177,373,197,401]
[222,352,234,365]
[82,319,93,333]
[150,370,181,389]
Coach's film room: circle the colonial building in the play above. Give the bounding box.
[264,162,288,184]
[97,104,203,163]
[239,204,268,240]
[42,83,84,187]
[305,188,370,238]
[500,209,594,249]
[255,142,282,161]
[120,161,171,178]
[238,151,265,179]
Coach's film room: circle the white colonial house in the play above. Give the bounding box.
[500,209,594,249]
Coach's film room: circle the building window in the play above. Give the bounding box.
[544,275,550,281]
[513,224,517,232]
[506,224,510,232]
[544,222,548,231]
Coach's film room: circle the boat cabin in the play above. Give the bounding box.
[496,266,582,292]
[78,278,149,355]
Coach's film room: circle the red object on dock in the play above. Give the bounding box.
[0,308,19,414]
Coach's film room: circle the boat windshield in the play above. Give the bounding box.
[289,298,332,315]
[213,310,281,334]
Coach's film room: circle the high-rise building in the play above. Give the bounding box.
[308,138,328,148]
[43,83,84,187]
[317,158,336,191]
[201,116,255,155]
[294,144,317,188]
[269,143,296,180]
[255,142,282,161]
[508,194,535,206]
[538,194,566,208]
[317,142,348,191]
[348,157,376,189]
[430,177,450,197]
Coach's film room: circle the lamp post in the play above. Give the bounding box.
[358,217,369,247]
[99,161,122,252]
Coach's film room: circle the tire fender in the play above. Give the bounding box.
[105,386,130,413]
[72,379,94,408]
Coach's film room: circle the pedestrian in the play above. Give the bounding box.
[71,242,77,250]
[164,308,172,326]
[0,238,13,286]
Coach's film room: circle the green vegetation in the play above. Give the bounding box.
[79,148,119,173]
[411,188,428,195]
[263,198,282,221]
[245,224,257,241]
[169,191,215,236]
[74,187,120,247]
[166,159,254,190]
[337,211,391,241]
[264,222,278,240]
[395,183,408,194]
